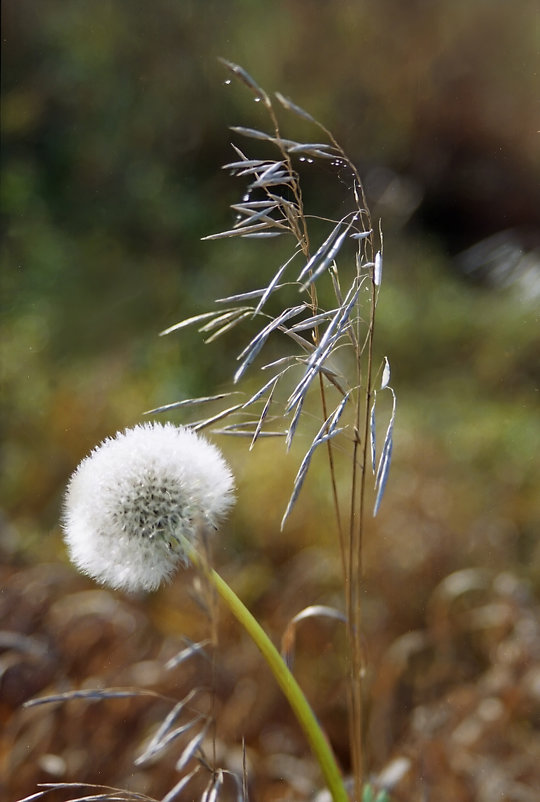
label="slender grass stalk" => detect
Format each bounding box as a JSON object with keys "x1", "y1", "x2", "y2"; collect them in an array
[
  {"x1": 185, "y1": 539, "x2": 349, "y2": 802},
  {"x1": 159, "y1": 61, "x2": 397, "y2": 799},
  {"x1": 38, "y1": 62, "x2": 399, "y2": 802}
]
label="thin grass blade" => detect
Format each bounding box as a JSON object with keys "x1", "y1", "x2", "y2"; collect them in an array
[
  {"x1": 327, "y1": 390, "x2": 352, "y2": 435},
  {"x1": 253, "y1": 250, "x2": 300, "y2": 315},
  {"x1": 216, "y1": 287, "x2": 285, "y2": 303},
  {"x1": 229, "y1": 126, "x2": 298, "y2": 150},
  {"x1": 14, "y1": 792, "x2": 49, "y2": 802},
  {"x1": 135, "y1": 689, "x2": 199, "y2": 763},
  {"x1": 288, "y1": 309, "x2": 338, "y2": 332},
  {"x1": 292, "y1": 604, "x2": 346, "y2": 625},
  {"x1": 235, "y1": 163, "x2": 278, "y2": 178},
  {"x1": 319, "y1": 364, "x2": 348, "y2": 396},
  {"x1": 204, "y1": 310, "x2": 254, "y2": 343},
  {"x1": 190, "y1": 403, "x2": 244, "y2": 432},
  {"x1": 219, "y1": 59, "x2": 269, "y2": 105},
  {"x1": 311, "y1": 279, "x2": 361, "y2": 361},
  {"x1": 202, "y1": 770, "x2": 223, "y2": 802},
  {"x1": 143, "y1": 393, "x2": 239, "y2": 416},
  {"x1": 261, "y1": 354, "x2": 301, "y2": 371},
  {"x1": 296, "y1": 147, "x2": 337, "y2": 160},
  {"x1": 274, "y1": 91, "x2": 318, "y2": 124},
  {"x1": 51, "y1": 794, "x2": 125, "y2": 802},
  {"x1": 285, "y1": 397, "x2": 304, "y2": 450},
  {"x1": 160, "y1": 770, "x2": 198, "y2": 802},
  {"x1": 281, "y1": 428, "x2": 342, "y2": 529},
  {"x1": 282, "y1": 405, "x2": 346, "y2": 527},
  {"x1": 300, "y1": 223, "x2": 355, "y2": 290},
  {"x1": 175, "y1": 722, "x2": 209, "y2": 771},
  {"x1": 214, "y1": 426, "x2": 286, "y2": 438},
  {"x1": 233, "y1": 207, "x2": 278, "y2": 228},
  {"x1": 286, "y1": 281, "x2": 360, "y2": 411},
  {"x1": 279, "y1": 326, "x2": 316, "y2": 354},
  {"x1": 239, "y1": 231, "x2": 284, "y2": 239},
  {"x1": 373, "y1": 388, "x2": 396, "y2": 515},
  {"x1": 165, "y1": 640, "x2": 210, "y2": 670},
  {"x1": 24, "y1": 688, "x2": 161, "y2": 708},
  {"x1": 249, "y1": 377, "x2": 279, "y2": 450},
  {"x1": 231, "y1": 200, "x2": 281, "y2": 211},
  {"x1": 202, "y1": 221, "x2": 277, "y2": 240},
  {"x1": 223, "y1": 158, "x2": 269, "y2": 171},
  {"x1": 266, "y1": 192, "x2": 299, "y2": 214},
  {"x1": 234, "y1": 304, "x2": 305, "y2": 383},
  {"x1": 221, "y1": 771, "x2": 245, "y2": 802},
  {"x1": 297, "y1": 219, "x2": 346, "y2": 282},
  {"x1": 199, "y1": 308, "x2": 252, "y2": 333},
  {"x1": 18, "y1": 786, "x2": 152, "y2": 802},
  {"x1": 370, "y1": 396, "x2": 377, "y2": 472},
  {"x1": 250, "y1": 175, "x2": 294, "y2": 189},
  {"x1": 281, "y1": 605, "x2": 347, "y2": 668},
  {"x1": 160, "y1": 310, "x2": 233, "y2": 337},
  {"x1": 287, "y1": 142, "x2": 332, "y2": 153},
  {"x1": 242, "y1": 370, "x2": 288, "y2": 408},
  {"x1": 137, "y1": 716, "x2": 203, "y2": 765},
  {"x1": 351, "y1": 230, "x2": 372, "y2": 240},
  {"x1": 249, "y1": 160, "x2": 286, "y2": 184}
]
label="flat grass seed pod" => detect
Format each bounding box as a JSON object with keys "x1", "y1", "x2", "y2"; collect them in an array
[{"x1": 62, "y1": 422, "x2": 235, "y2": 592}]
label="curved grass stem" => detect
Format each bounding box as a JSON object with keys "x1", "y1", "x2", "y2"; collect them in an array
[{"x1": 185, "y1": 541, "x2": 348, "y2": 802}]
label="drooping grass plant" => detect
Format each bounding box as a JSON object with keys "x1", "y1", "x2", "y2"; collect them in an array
[
  {"x1": 151, "y1": 60, "x2": 396, "y2": 800},
  {"x1": 20, "y1": 62, "x2": 395, "y2": 802}
]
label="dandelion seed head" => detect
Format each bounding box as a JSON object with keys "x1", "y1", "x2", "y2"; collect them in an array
[{"x1": 62, "y1": 423, "x2": 235, "y2": 592}]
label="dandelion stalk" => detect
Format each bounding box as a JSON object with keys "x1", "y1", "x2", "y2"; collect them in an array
[
  {"x1": 61, "y1": 422, "x2": 347, "y2": 799},
  {"x1": 184, "y1": 539, "x2": 349, "y2": 802}
]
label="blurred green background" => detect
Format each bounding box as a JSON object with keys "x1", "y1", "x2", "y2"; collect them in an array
[
  {"x1": 2, "y1": 1, "x2": 539, "y2": 799},
  {"x1": 2, "y1": 0, "x2": 538, "y2": 575}
]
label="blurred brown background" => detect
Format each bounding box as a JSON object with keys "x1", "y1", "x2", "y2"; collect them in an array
[{"x1": 1, "y1": 1, "x2": 539, "y2": 800}]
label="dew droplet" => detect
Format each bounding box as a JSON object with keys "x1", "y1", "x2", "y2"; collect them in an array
[
  {"x1": 224, "y1": 79, "x2": 231, "y2": 85},
  {"x1": 242, "y1": 194, "x2": 250, "y2": 202},
  {"x1": 254, "y1": 97, "x2": 261, "y2": 103},
  {"x1": 307, "y1": 158, "x2": 314, "y2": 164},
  {"x1": 299, "y1": 156, "x2": 306, "y2": 162}
]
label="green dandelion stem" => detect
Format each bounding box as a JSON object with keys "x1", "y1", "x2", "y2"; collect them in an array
[{"x1": 186, "y1": 543, "x2": 348, "y2": 802}]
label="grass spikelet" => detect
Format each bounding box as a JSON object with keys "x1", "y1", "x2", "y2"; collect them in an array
[{"x1": 158, "y1": 63, "x2": 397, "y2": 797}]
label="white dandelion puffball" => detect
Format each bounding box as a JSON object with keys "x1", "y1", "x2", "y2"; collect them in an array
[{"x1": 62, "y1": 422, "x2": 235, "y2": 592}]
